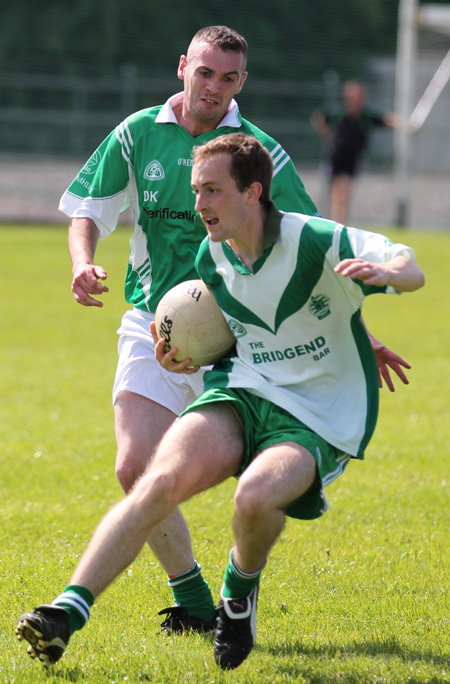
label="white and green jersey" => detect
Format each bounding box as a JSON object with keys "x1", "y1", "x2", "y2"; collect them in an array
[
  {"x1": 196, "y1": 206, "x2": 416, "y2": 458},
  {"x1": 59, "y1": 92, "x2": 317, "y2": 313}
]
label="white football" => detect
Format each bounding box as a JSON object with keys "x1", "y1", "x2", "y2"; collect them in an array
[{"x1": 155, "y1": 279, "x2": 236, "y2": 366}]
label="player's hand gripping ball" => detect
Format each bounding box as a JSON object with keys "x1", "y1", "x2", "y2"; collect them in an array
[{"x1": 155, "y1": 280, "x2": 236, "y2": 366}]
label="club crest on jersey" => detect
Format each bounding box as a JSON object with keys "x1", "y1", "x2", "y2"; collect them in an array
[
  {"x1": 228, "y1": 319, "x2": 247, "y2": 338},
  {"x1": 308, "y1": 294, "x2": 331, "y2": 320},
  {"x1": 81, "y1": 150, "x2": 102, "y2": 175},
  {"x1": 144, "y1": 160, "x2": 165, "y2": 181}
]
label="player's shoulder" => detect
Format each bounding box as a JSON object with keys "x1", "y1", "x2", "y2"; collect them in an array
[
  {"x1": 280, "y1": 211, "x2": 331, "y2": 233},
  {"x1": 111, "y1": 105, "x2": 164, "y2": 156},
  {"x1": 238, "y1": 117, "x2": 283, "y2": 154},
  {"x1": 284, "y1": 212, "x2": 339, "y2": 246},
  {"x1": 119, "y1": 105, "x2": 162, "y2": 134},
  {"x1": 238, "y1": 117, "x2": 296, "y2": 179}
]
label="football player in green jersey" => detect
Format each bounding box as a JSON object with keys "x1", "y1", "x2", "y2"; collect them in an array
[
  {"x1": 16, "y1": 132, "x2": 423, "y2": 670},
  {"x1": 60, "y1": 26, "x2": 408, "y2": 636}
]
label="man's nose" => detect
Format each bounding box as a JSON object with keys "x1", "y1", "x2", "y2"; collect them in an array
[
  {"x1": 194, "y1": 193, "x2": 205, "y2": 212},
  {"x1": 206, "y1": 77, "x2": 220, "y2": 94}
]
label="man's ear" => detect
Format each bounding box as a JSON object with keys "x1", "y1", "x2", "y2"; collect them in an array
[
  {"x1": 177, "y1": 55, "x2": 187, "y2": 81},
  {"x1": 235, "y1": 71, "x2": 248, "y2": 95},
  {"x1": 246, "y1": 181, "x2": 263, "y2": 205}
]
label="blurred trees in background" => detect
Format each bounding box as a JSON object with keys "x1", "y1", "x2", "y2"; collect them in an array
[
  {"x1": 1, "y1": 0, "x2": 448, "y2": 163},
  {"x1": 1, "y1": 0, "x2": 398, "y2": 80}
]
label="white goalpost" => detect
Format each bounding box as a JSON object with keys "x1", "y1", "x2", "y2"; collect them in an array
[
  {"x1": 408, "y1": 48, "x2": 450, "y2": 132},
  {"x1": 394, "y1": 1, "x2": 450, "y2": 226}
]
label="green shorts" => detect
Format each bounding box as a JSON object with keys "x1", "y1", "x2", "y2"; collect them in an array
[{"x1": 181, "y1": 387, "x2": 351, "y2": 520}]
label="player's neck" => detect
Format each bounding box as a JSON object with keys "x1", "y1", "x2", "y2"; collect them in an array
[
  {"x1": 173, "y1": 102, "x2": 220, "y2": 137},
  {"x1": 227, "y1": 206, "x2": 267, "y2": 272}
]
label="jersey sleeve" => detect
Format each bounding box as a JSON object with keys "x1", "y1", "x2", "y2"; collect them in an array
[
  {"x1": 58, "y1": 120, "x2": 133, "y2": 237},
  {"x1": 334, "y1": 225, "x2": 417, "y2": 295}
]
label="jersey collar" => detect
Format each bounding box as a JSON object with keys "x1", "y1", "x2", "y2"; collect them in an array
[
  {"x1": 221, "y1": 203, "x2": 282, "y2": 275},
  {"x1": 262, "y1": 201, "x2": 282, "y2": 250},
  {"x1": 155, "y1": 92, "x2": 241, "y2": 128}
]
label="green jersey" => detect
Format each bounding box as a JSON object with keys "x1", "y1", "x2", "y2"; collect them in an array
[
  {"x1": 59, "y1": 93, "x2": 318, "y2": 313},
  {"x1": 195, "y1": 206, "x2": 416, "y2": 458}
]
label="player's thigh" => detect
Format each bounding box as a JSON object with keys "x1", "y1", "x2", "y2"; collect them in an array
[
  {"x1": 114, "y1": 390, "x2": 176, "y2": 470},
  {"x1": 236, "y1": 441, "x2": 317, "y2": 512},
  {"x1": 152, "y1": 402, "x2": 245, "y2": 501}
]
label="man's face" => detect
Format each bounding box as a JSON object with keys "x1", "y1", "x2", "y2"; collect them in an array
[
  {"x1": 178, "y1": 41, "x2": 247, "y2": 127},
  {"x1": 344, "y1": 83, "x2": 366, "y2": 113},
  {"x1": 191, "y1": 153, "x2": 250, "y2": 243}
]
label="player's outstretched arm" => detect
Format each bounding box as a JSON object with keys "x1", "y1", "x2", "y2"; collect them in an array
[
  {"x1": 335, "y1": 256, "x2": 425, "y2": 292},
  {"x1": 69, "y1": 217, "x2": 109, "y2": 307}
]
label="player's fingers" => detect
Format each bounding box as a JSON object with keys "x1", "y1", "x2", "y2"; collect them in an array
[
  {"x1": 150, "y1": 321, "x2": 159, "y2": 345},
  {"x1": 379, "y1": 365, "x2": 395, "y2": 392},
  {"x1": 80, "y1": 273, "x2": 108, "y2": 294},
  {"x1": 388, "y1": 354, "x2": 411, "y2": 369},
  {"x1": 93, "y1": 267, "x2": 108, "y2": 280},
  {"x1": 154, "y1": 337, "x2": 171, "y2": 361},
  {"x1": 334, "y1": 257, "x2": 365, "y2": 272},
  {"x1": 73, "y1": 268, "x2": 108, "y2": 293},
  {"x1": 90, "y1": 280, "x2": 109, "y2": 294},
  {"x1": 72, "y1": 290, "x2": 104, "y2": 307},
  {"x1": 154, "y1": 341, "x2": 193, "y2": 372},
  {"x1": 389, "y1": 362, "x2": 410, "y2": 385},
  {"x1": 337, "y1": 264, "x2": 376, "y2": 281},
  {"x1": 164, "y1": 346, "x2": 199, "y2": 373}
]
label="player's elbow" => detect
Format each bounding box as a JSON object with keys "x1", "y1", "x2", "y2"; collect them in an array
[
  {"x1": 400, "y1": 265, "x2": 425, "y2": 292},
  {"x1": 417, "y1": 269, "x2": 426, "y2": 289}
]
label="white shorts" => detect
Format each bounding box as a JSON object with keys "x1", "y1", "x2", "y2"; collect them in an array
[{"x1": 112, "y1": 308, "x2": 207, "y2": 415}]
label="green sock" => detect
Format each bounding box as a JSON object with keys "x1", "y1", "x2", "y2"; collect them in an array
[
  {"x1": 222, "y1": 549, "x2": 264, "y2": 599},
  {"x1": 52, "y1": 584, "x2": 95, "y2": 635},
  {"x1": 168, "y1": 562, "x2": 215, "y2": 622}
]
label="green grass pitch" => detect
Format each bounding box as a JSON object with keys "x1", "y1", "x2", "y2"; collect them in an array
[{"x1": 0, "y1": 224, "x2": 449, "y2": 683}]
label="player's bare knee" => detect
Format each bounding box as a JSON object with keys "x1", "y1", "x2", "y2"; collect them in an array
[
  {"x1": 115, "y1": 452, "x2": 147, "y2": 493},
  {"x1": 132, "y1": 468, "x2": 182, "y2": 519},
  {"x1": 234, "y1": 479, "x2": 270, "y2": 520}
]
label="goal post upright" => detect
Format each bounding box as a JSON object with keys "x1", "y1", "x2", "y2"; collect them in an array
[
  {"x1": 394, "y1": 0, "x2": 418, "y2": 227},
  {"x1": 394, "y1": 1, "x2": 450, "y2": 227}
]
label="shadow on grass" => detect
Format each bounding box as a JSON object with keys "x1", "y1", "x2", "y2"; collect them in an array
[
  {"x1": 38, "y1": 636, "x2": 447, "y2": 682},
  {"x1": 265, "y1": 634, "x2": 448, "y2": 667}
]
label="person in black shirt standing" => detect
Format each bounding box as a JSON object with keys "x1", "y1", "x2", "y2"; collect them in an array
[{"x1": 311, "y1": 80, "x2": 398, "y2": 224}]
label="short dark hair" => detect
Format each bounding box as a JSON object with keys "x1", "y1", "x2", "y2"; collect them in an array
[
  {"x1": 190, "y1": 26, "x2": 248, "y2": 65},
  {"x1": 192, "y1": 133, "x2": 273, "y2": 205}
]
